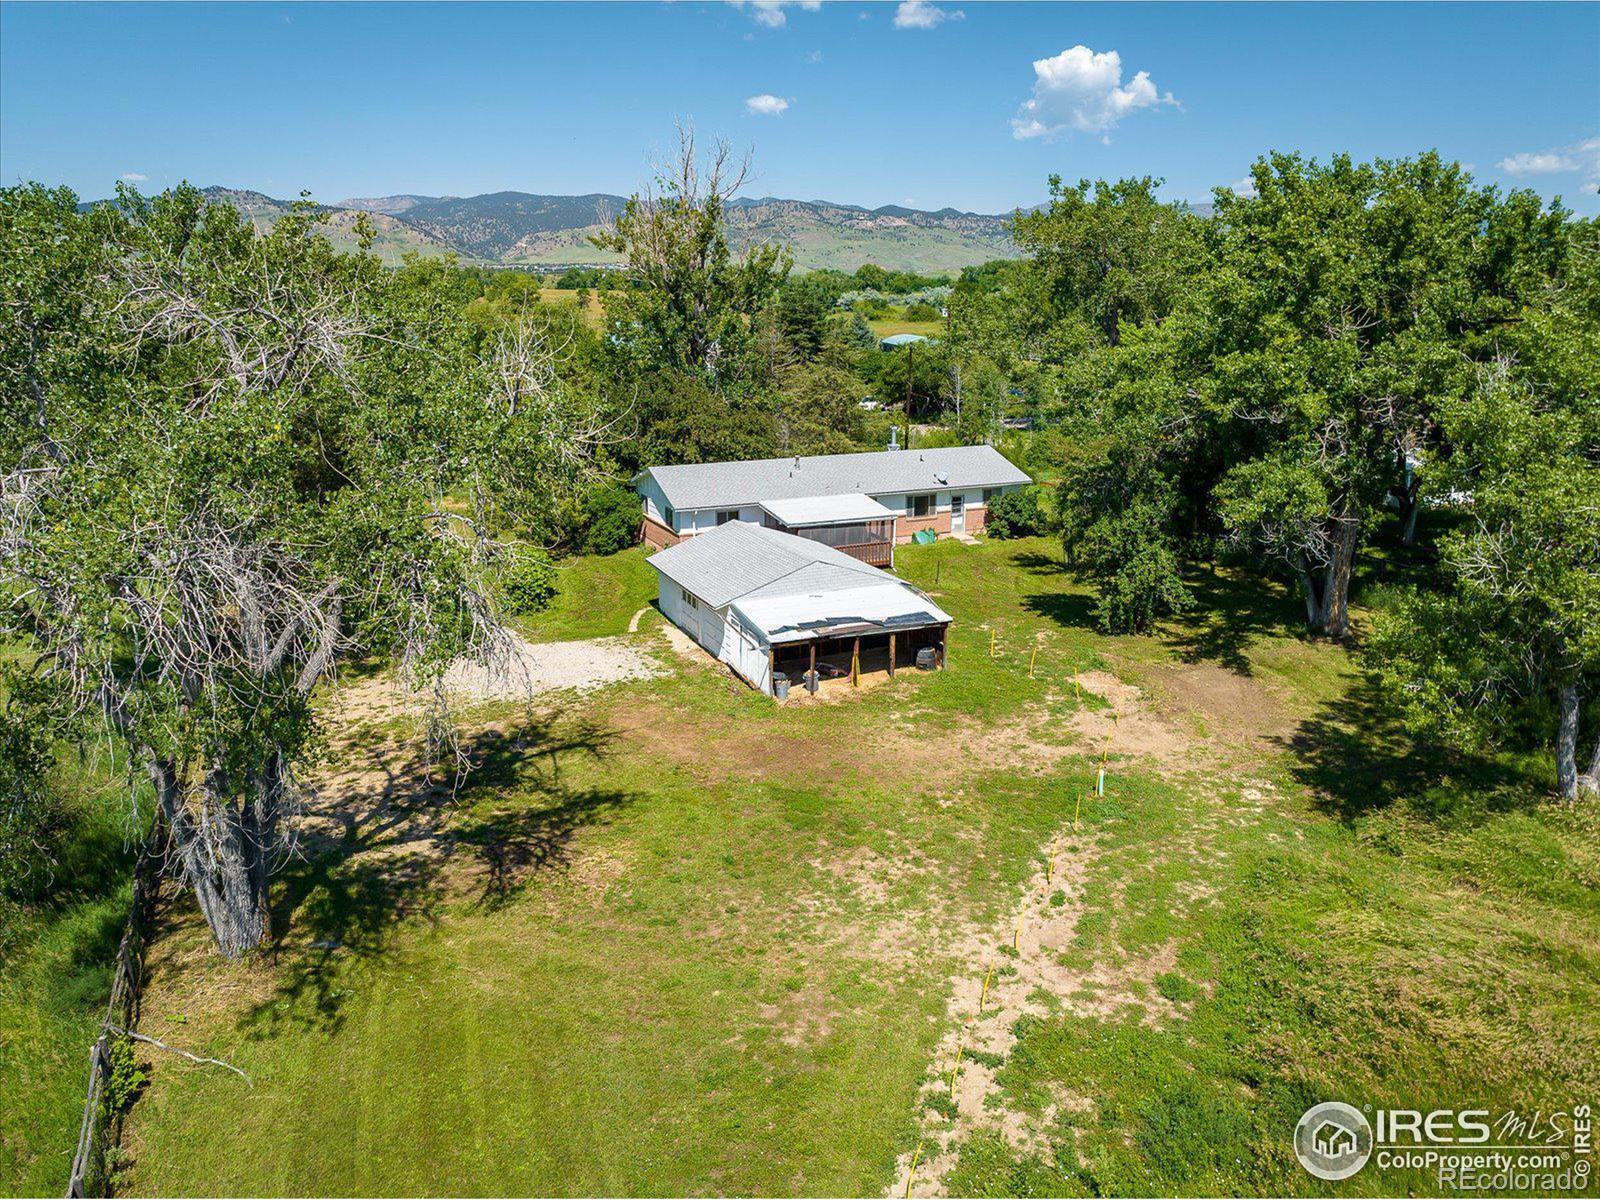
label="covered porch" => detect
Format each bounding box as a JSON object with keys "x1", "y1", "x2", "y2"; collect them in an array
[
  {"x1": 759, "y1": 494, "x2": 898, "y2": 569},
  {"x1": 769, "y1": 622, "x2": 948, "y2": 696}
]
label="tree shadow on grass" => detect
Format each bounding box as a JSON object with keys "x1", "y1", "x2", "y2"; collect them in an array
[
  {"x1": 1010, "y1": 548, "x2": 1307, "y2": 676},
  {"x1": 1156, "y1": 568, "x2": 1307, "y2": 676},
  {"x1": 244, "y1": 713, "x2": 627, "y2": 1035},
  {"x1": 1277, "y1": 670, "x2": 1534, "y2": 826}
]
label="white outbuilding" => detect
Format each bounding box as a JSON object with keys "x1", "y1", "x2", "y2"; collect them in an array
[{"x1": 648, "y1": 521, "x2": 951, "y2": 697}]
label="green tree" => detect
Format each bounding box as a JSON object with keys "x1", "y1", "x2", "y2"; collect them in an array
[
  {"x1": 592, "y1": 126, "x2": 788, "y2": 381},
  {"x1": 1055, "y1": 323, "x2": 1200, "y2": 632},
  {"x1": 1208, "y1": 152, "x2": 1569, "y2": 637},
  {"x1": 1011, "y1": 176, "x2": 1204, "y2": 349},
  {"x1": 874, "y1": 340, "x2": 950, "y2": 420},
  {"x1": 777, "y1": 274, "x2": 832, "y2": 361},
  {"x1": 0, "y1": 183, "x2": 598, "y2": 957},
  {"x1": 1368, "y1": 362, "x2": 1600, "y2": 799}
]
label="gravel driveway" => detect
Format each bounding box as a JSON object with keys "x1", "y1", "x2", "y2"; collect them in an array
[{"x1": 441, "y1": 632, "x2": 661, "y2": 701}]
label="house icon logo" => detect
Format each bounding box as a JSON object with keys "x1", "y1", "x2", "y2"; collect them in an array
[{"x1": 1294, "y1": 1102, "x2": 1373, "y2": 1181}]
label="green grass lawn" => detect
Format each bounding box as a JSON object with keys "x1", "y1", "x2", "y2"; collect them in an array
[
  {"x1": 510, "y1": 545, "x2": 660, "y2": 642},
  {"x1": 868, "y1": 310, "x2": 946, "y2": 340},
  {"x1": 100, "y1": 536, "x2": 1600, "y2": 1197},
  {"x1": 0, "y1": 764, "x2": 140, "y2": 1196}
]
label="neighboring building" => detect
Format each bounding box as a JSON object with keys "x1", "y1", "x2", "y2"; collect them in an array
[
  {"x1": 633, "y1": 444, "x2": 1032, "y2": 562},
  {"x1": 648, "y1": 521, "x2": 951, "y2": 697},
  {"x1": 880, "y1": 332, "x2": 930, "y2": 350}
]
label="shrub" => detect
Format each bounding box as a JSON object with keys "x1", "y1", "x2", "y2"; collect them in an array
[
  {"x1": 498, "y1": 550, "x2": 558, "y2": 615},
  {"x1": 579, "y1": 484, "x2": 640, "y2": 556},
  {"x1": 106, "y1": 1034, "x2": 147, "y2": 1113},
  {"x1": 986, "y1": 486, "x2": 1046, "y2": 539},
  {"x1": 903, "y1": 301, "x2": 942, "y2": 322}
]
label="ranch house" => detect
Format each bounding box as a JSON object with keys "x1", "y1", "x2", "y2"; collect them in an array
[
  {"x1": 648, "y1": 520, "x2": 952, "y2": 697},
  {"x1": 633, "y1": 444, "x2": 1032, "y2": 566}
]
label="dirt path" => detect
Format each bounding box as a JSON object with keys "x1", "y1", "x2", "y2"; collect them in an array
[{"x1": 887, "y1": 667, "x2": 1263, "y2": 1197}]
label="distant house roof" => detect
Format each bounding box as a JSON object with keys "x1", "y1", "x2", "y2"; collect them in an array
[
  {"x1": 759, "y1": 494, "x2": 896, "y2": 527},
  {"x1": 634, "y1": 445, "x2": 1031, "y2": 512},
  {"x1": 647, "y1": 521, "x2": 884, "y2": 609},
  {"x1": 648, "y1": 522, "x2": 950, "y2": 641},
  {"x1": 880, "y1": 333, "x2": 929, "y2": 348}
]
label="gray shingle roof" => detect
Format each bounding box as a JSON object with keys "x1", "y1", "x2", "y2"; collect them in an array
[
  {"x1": 646, "y1": 521, "x2": 886, "y2": 609},
  {"x1": 635, "y1": 445, "x2": 1032, "y2": 512}
]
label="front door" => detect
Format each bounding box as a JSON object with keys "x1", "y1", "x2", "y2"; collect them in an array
[{"x1": 950, "y1": 494, "x2": 965, "y2": 533}]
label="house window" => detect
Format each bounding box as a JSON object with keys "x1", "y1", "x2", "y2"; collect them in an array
[
  {"x1": 907, "y1": 494, "x2": 934, "y2": 518},
  {"x1": 679, "y1": 585, "x2": 699, "y2": 611},
  {"x1": 662, "y1": 504, "x2": 675, "y2": 530},
  {"x1": 983, "y1": 488, "x2": 996, "y2": 504},
  {"x1": 716, "y1": 509, "x2": 739, "y2": 526}
]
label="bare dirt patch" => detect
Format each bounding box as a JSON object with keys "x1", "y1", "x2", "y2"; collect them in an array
[
  {"x1": 890, "y1": 828, "x2": 1193, "y2": 1198},
  {"x1": 1140, "y1": 661, "x2": 1299, "y2": 752},
  {"x1": 442, "y1": 633, "x2": 659, "y2": 701},
  {"x1": 1065, "y1": 670, "x2": 1199, "y2": 774}
]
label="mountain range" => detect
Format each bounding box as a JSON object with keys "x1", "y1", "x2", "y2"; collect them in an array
[{"x1": 194, "y1": 186, "x2": 1025, "y2": 273}]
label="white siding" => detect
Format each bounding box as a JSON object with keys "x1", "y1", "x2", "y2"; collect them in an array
[
  {"x1": 679, "y1": 505, "x2": 765, "y2": 535},
  {"x1": 656, "y1": 575, "x2": 776, "y2": 694},
  {"x1": 872, "y1": 489, "x2": 967, "y2": 515},
  {"x1": 638, "y1": 476, "x2": 669, "y2": 525}
]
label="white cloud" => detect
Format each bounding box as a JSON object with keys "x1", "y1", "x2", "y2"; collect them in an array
[
  {"x1": 805, "y1": 49, "x2": 823, "y2": 62},
  {"x1": 745, "y1": 93, "x2": 791, "y2": 116},
  {"x1": 728, "y1": 0, "x2": 820, "y2": 28},
  {"x1": 1499, "y1": 151, "x2": 1578, "y2": 174},
  {"x1": 119, "y1": 172, "x2": 148, "y2": 183},
  {"x1": 1010, "y1": 45, "x2": 1176, "y2": 141},
  {"x1": 1496, "y1": 136, "x2": 1600, "y2": 200},
  {"x1": 1496, "y1": 136, "x2": 1599, "y2": 180},
  {"x1": 1230, "y1": 175, "x2": 1257, "y2": 198},
  {"x1": 894, "y1": 0, "x2": 963, "y2": 29}
]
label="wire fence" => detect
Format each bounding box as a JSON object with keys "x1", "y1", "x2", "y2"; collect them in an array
[{"x1": 66, "y1": 834, "x2": 163, "y2": 1199}]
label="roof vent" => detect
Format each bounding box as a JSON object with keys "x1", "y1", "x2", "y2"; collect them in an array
[{"x1": 794, "y1": 456, "x2": 801, "y2": 469}]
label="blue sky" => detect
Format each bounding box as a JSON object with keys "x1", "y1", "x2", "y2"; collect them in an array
[{"x1": 2, "y1": 2, "x2": 1596, "y2": 214}]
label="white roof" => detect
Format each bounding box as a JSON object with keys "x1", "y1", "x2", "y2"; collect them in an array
[
  {"x1": 733, "y1": 583, "x2": 951, "y2": 645},
  {"x1": 759, "y1": 493, "x2": 896, "y2": 527},
  {"x1": 648, "y1": 522, "x2": 950, "y2": 643},
  {"x1": 648, "y1": 521, "x2": 883, "y2": 609},
  {"x1": 635, "y1": 445, "x2": 1031, "y2": 511}
]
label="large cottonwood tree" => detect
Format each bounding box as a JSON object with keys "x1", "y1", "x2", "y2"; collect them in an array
[
  {"x1": 1207, "y1": 152, "x2": 1567, "y2": 637},
  {"x1": 0, "y1": 184, "x2": 597, "y2": 957}
]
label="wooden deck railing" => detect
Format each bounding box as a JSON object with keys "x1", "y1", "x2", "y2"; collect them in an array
[{"x1": 835, "y1": 540, "x2": 893, "y2": 568}]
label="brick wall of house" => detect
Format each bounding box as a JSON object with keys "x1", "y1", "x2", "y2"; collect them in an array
[
  {"x1": 896, "y1": 511, "x2": 952, "y2": 542},
  {"x1": 641, "y1": 514, "x2": 682, "y2": 551}
]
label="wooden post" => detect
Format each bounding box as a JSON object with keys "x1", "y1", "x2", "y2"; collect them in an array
[
  {"x1": 768, "y1": 648, "x2": 775, "y2": 696},
  {"x1": 852, "y1": 637, "x2": 860, "y2": 687},
  {"x1": 940, "y1": 624, "x2": 948, "y2": 670},
  {"x1": 905, "y1": 343, "x2": 914, "y2": 451},
  {"x1": 889, "y1": 633, "x2": 896, "y2": 677},
  {"x1": 808, "y1": 641, "x2": 817, "y2": 693}
]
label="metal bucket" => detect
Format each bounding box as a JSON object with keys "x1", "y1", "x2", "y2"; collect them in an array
[{"x1": 773, "y1": 672, "x2": 790, "y2": 699}]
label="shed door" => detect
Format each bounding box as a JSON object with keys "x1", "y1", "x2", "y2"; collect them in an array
[
  {"x1": 699, "y1": 606, "x2": 725, "y2": 654},
  {"x1": 950, "y1": 494, "x2": 965, "y2": 532}
]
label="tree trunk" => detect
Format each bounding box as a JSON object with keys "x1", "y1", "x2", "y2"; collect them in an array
[
  {"x1": 1556, "y1": 682, "x2": 1580, "y2": 801},
  {"x1": 1319, "y1": 517, "x2": 1359, "y2": 639},
  {"x1": 1581, "y1": 721, "x2": 1600, "y2": 799},
  {"x1": 144, "y1": 750, "x2": 271, "y2": 959},
  {"x1": 1399, "y1": 491, "x2": 1420, "y2": 547},
  {"x1": 1298, "y1": 559, "x2": 1324, "y2": 628}
]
